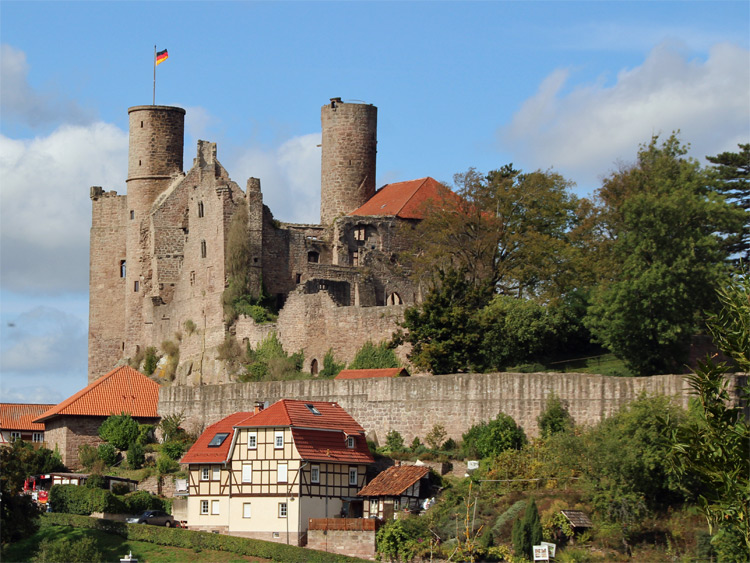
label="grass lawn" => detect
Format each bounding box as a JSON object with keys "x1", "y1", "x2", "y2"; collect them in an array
[{"x1": 3, "y1": 525, "x2": 269, "y2": 563}]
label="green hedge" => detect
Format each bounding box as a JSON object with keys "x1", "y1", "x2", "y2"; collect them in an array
[
  {"x1": 40, "y1": 513, "x2": 368, "y2": 562},
  {"x1": 49, "y1": 485, "x2": 125, "y2": 515}
]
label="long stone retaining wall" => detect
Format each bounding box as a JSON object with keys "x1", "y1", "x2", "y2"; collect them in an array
[{"x1": 158, "y1": 372, "x2": 746, "y2": 443}]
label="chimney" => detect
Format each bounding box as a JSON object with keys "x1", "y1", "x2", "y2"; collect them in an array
[{"x1": 254, "y1": 401, "x2": 264, "y2": 415}]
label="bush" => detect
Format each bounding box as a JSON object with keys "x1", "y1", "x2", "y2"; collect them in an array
[
  {"x1": 157, "y1": 454, "x2": 180, "y2": 475},
  {"x1": 318, "y1": 348, "x2": 345, "y2": 378},
  {"x1": 78, "y1": 444, "x2": 99, "y2": 470},
  {"x1": 348, "y1": 341, "x2": 400, "y2": 369},
  {"x1": 126, "y1": 442, "x2": 145, "y2": 470},
  {"x1": 183, "y1": 319, "x2": 196, "y2": 335},
  {"x1": 143, "y1": 346, "x2": 159, "y2": 375},
  {"x1": 385, "y1": 430, "x2": 405, "y2": 452},
  {"x1": 513, "y1": 498, "x2": 542, "y2": 559},
  {"x1": 123, "y1": 490, "x2": 167, "y2": 514},
  {"x1": 537, "y1": 392, "x2": 573, "y2": 438},
  {"x1": 461, "y1": 412, "x2": 526, "y2": 459},
  {"x1": 161, "y1": 441, "x2": 185, "y2": 461},
  {"x1": 49, "y1": 484, "x2": 125, "y2": 515},
  {"x1": 99, "y1": 413, "x2": 141, "y2": 451},
  {"x1": 425, "y1": 424, "x2": 448, "y2": 450},
  {"x1": 97, "y1": 443, "x2": 118, "y2": 466},
  {"x1": 84, "y1": 473, "x2": 106, "y2": 489},
  {"x1": 32, "y1": 536, "x2": 102, "y2": 563}
]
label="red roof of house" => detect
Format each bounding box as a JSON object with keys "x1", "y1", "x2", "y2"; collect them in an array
[
  {"x1": 236, "y1": 400, "x2": 366, "y2": 434},
  {"x1": 33, "y1": 366, "x2": 160, "y2": 423},
  {"x1": 349, "y1": 177, "x2": 459, "y2": 219},
  {"x1": 357, "y1": 464, "x2": 429, "y2": 497},
  {"x1": 335, "y1": 368, "x2": 409, "y2": 380},
  {"x1": 181, "y1": 400, "x2": 374, "y2": 465},
  {"x1": 292, "y1": 429, "x2": 374, "y2": 464},
  {"x1": 180, "y1": 411, "x2": 254, "y2": 464},
  {"x1": 0, "y1": 404, "x2": 55, "y2": 432}
]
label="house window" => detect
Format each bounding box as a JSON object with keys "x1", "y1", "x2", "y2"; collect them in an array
[
  {"x1": 275, "y1": 431, "x2": 284, "y2": 449},
  {"x1": 134, "y1": 280, "x2": 139, "y2": 292},
  {"x1": 212, "y1": 466, "x2": 220, "y2": 481},
  {"x1": 10, "y1": 431, "x2": 21, "y2": 441},
  {"x1": 208, "y1": 433, "x2": 229, "y2": 447},
  {"x1": 243, "y1": 503, "x2": 252, "y2": 518},
  {"x1": 242, "y1": 463, "x2": 253, "y2": 483},
  {"x1": 201, "y1": 467, "x2": 209, "y2": 481},
  {"x1": 347, "y1": 436, "x2": 355, "y2": 449},
  {"x1": 120, "y1": 260, "x2": 126, "y2": 278},
  {"x1": 201, "y1": 240, "x2": 207, "y2": 258},
  {"x1": 349, "y1": 467, "x2": 358, "y2": 486},
  {"x1": 311, "y1": 465, "x2": 320, "y2": 484},
  {"x1": 277, "y1": 463, "x2": 288, "y2": 483},
  {"x1": 305, "y1": 403, "x2": 321, "y2": 415},
  {"x1": 247, "y1": 432, "x2": 257, "y2": 450},
  {"x1": 211, "y1": 500, "x2": 220, "y2": 515},
  {"x1": 307, "y1": 251, "x2": 319, "y2": 263},
  {"x1": 32, "y1": 432, "x2": 43, "y2": 442},
  {"x1": 278, "y1": 502, "x2": 287, "y2": 518},
  {"x1": 200, "y1": 500, "x2": 209, "y2": 514},
  {"x1": 370, "y1": 499, "x2": 378, "y2": 514},
  {"x1": 198, "y1": 201, "x2": 204, "y2": 218}
]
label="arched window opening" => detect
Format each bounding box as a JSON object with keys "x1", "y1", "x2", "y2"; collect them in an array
[{"x1": 387, "y1": 292, "x2": 402, "y2": 305}]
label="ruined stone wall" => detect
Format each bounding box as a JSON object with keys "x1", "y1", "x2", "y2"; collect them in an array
[
  {"x1": 158, "y1": 372, "x2": 746, "y2": 443},
  {"x1": 88, "y1": 189, "x2": 128, "y2": 381}
]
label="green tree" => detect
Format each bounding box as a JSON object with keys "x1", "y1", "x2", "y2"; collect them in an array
[
  {"x1": 399, "y1": 268, "x2": 490, "y2": 374},
  {"x1": 0, "y1": 440, "x2": 45, "y2": 546},
  {"x1": 461, "y1": 412, "x2": 526, "y2": 459},
  {"x1": 706, "y1": 143, "x2": 750, "y2": 260},
  {"x1": 584, "y1": 134, "x2": 745, "y2": 375},
  {"x1": 348, "y1": 341, "x2": 400, "y2": 370},
  {"x1": 318, "y1": 348, "x2": 345, "y2": 378},
  {"x1": 425, "y1": 424, "x2": 447, "y2": 450},
  {"x1": 97, "y1": 443, "x2": 117, "y2": 466},
  {"x1": 385, "y1": 430, "x2": 405, "y2": 453},
  {"x1": 98, "y1": 413, "x2": 140, "y2": 450},
  {"x1": 537, "y1": 393, "x2": 573, "y2": 438},
  {"x1": 401, "y1": 166, "x2": 580, "y2": 300},
  {"x1": 668, "y1": 271, "x2": 750, "y2": 558},
  {"x1": 513, "y1": 498, "x2": 543, "y2": 559}
]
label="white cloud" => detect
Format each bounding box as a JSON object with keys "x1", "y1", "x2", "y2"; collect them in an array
[
  {"x1": 0, "y1": 44, "x2": 93, "y2": 129},
  {"x1": 230, "y1": 133, "x2": 322, "y2": 224},
  {"x1": 0, "y1": 306, "x2": 87, "y2": 376},
  {"x1": 0, "y1": 123, "x2": 128, "y2": 293},
  {"x1": 499, "y1": 42, "x2": 750, "y2": 191}
]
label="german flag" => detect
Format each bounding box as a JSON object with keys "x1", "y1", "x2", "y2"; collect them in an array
[{"x1": 156, "y1": 49, "x2": 168, "y2": 65}]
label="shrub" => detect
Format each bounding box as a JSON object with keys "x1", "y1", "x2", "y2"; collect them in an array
[
  {"x1": 318, "y1": 348, "x2": 345, "y2": 378},
  {"x1": 123, "y1": 490, "x2": 167, "y2": 514},
  {"x1": 461, "y1": 412, "x2": 526, "y2": 459},
  {"x1": 126, "y1": 442, "x2": 145, "y2": 470},
  {"x1": 159, "y1": 413, "x2": 186, "y2": 443},
  {"x1": 49, "y1": 484, "x2": 125, "y2": 515},
  {"x1": 183, "y1": 319, "x2": 196, "y2": 335},
  {"x1": 217, "y1": 334, "x2": 245, "y2": 375},
  {"x1": 84, "y1": 473, "x2": 106, "y2": 489},
  {"x1": 537, "y1": 392, "x2": 573, "y2": 438},
  {"x1": 425, "y1": 423, "x2": 448, "y2": 450},
  {"x1": 385, "y1": 430, "x2": 405, "y2": 452},
  {"x1": 157, "y1": 453, "x2": 180, "y2": 474},
  {"x1": 348, "y1": 341, "x2": 400, "y2": 369},
  {"x1": 161, "y1": 339, "x2": 179, "y2": 357},
  {"x1": 32, "y1": 536, "x2": 103, "y2": 563},
  {"x1": 78, "y1": 444, "x2": 99, "y2": 470},
  {"x1": 161, "y1": 441, "x2": 185, "y2": 461},
  {"x1": 143, "y1": 346, "x2": 159, "y2": 375},
  {"x1": 98, "y1": 413, "x2": 140, "y2": 450},
  {"x1": 513, "y1": 498, "x2": 542, "y2": 559},
  {"x1": 97, "y1": 443, "x2": 118, "y2": 466}
]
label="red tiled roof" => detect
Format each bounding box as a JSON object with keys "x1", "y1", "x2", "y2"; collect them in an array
[
  {"x1": 292, "y1": 429, "x2": 374, "y2": 464},
  {"x1": 0, "y1": 404, "x2": 55, "y2": 431},
  {"x1": 33, "y1": 366, "x2": 159, "y2": 423},
  {"x1": 349, "y1": 177, "x2": 460, "y2": 220},
  {"x1": 180, "y1": 412, "x2": 253, "y2": 464},
  {"x1": 236, "y1": 400, "x2": 365, "y2": 434},
  {"x1": 335, "y1": 368, "x2": 409, "y2": 380},
  {"x1": 357, "y1": 464, "x2": 429, "y2": 497}
]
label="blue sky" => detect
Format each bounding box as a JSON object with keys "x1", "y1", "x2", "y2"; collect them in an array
[{"x1": 1, "y1": 1, "x2": 748, "y2": 404}]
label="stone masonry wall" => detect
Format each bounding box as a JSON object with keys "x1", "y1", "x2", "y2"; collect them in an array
[{"x1": 158, "y1": 372, "x2": 746, "y2": 443}]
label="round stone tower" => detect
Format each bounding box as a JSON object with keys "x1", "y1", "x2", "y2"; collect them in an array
[
  {"x1": 320, "y1": 98, "x2": 377, "y2": 225},
  {"x1": 124, "y1": 105, "x2": 185, "y2": 349}
]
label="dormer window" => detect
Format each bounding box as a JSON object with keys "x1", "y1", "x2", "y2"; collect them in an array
[
  {"x1": 347, "y1": 435, "x2": 355, "y2": 448},
  {"x1": 305, "y1": 404, "x2": 321, "y2": 416},
  {"x1": 208, "y1": 432, "x2": 229, "y2": 447}
]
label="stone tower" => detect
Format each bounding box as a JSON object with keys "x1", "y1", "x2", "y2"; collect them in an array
[
  {"x1": 124, "y1": 105, "x2": 185, "y2": 351},
  {"x1": 320, "y1": 98, "x2": 377, "y2": 225}
]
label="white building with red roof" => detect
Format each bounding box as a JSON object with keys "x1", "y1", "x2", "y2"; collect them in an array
[
  {"x1": 181, "y1": 399, "x2": 374, "y2": 544},
  {"x1": 0, "y1": 403, "x2": 54, "y2": 446}
]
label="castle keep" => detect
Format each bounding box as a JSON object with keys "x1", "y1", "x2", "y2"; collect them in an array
[{"x1": 89, "y1": 98, "x2": 438, "y2": 384}]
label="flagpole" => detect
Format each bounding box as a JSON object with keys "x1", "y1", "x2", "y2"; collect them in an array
[{"x1": 153, "y1": 45, "x2": 156, "y2": 105}]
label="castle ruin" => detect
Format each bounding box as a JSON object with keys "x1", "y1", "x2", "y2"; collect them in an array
[{"x1": 88, "y1": 98, "x2": 440, "y2": 384}]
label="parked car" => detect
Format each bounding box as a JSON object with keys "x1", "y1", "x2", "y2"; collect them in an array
[{"x1": 126, "y1": 509, "x2": 175, "y2": 527}]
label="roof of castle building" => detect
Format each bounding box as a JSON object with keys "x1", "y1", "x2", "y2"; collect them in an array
[
  {"x1": 0, "y1": 403, "x2": 55, "y2": 432},
  {"x1": 181, "y1": 400, "x2": 373, "y2": 465},
  {"x1": 357, "y1": 464, "x2": 429, "y2": 497},
  {"x1": 180, "y1": 411, "x2": 254, "y2": 464},
  {"x1": 349, "y1": 177, "x2": 459, "y2": 219},
  {"x1": 33, "y1": 366, "x2": 160, "y2": 423},
  {"x1": 335, "y1": 368, "x2": 409, "y2": 380}
]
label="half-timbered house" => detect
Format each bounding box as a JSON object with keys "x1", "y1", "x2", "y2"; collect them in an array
[
  {"x1": 181, "y1": 399, "x2": 374, "y2": 544},
  {"x1": 357, "y1": 464, "x2": 432, "y2": 520}
]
